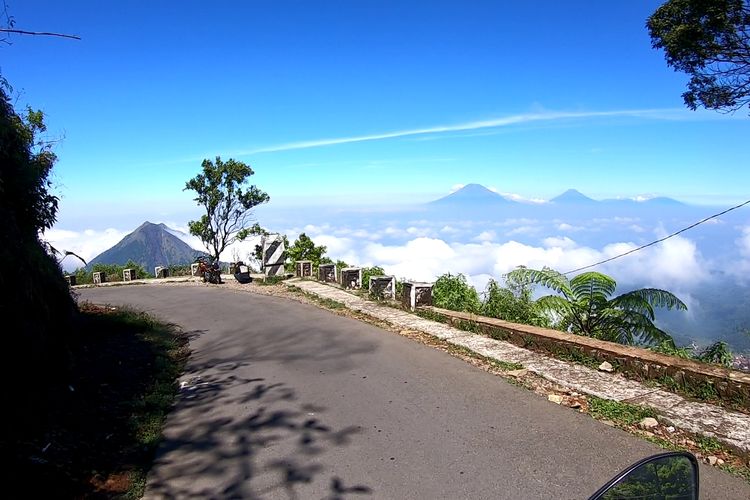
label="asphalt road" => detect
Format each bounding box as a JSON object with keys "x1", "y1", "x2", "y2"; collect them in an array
[{"x1": 78, "y1": 285, "x2": 750, "y2": 499}]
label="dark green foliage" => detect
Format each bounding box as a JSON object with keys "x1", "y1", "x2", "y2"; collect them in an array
[
  {"x1": 650, "y1": 340, "x2": 696, "y2": 359},
  {"x1": 482, "y1": 276, "x2": 550, "y2": 327},
  {"x1": 361, "y1": 266, "x2": 385, "y2": 289},
  {"x1": 648, "y1": 0, "x2": 750, "y2": 113},
  {"x1": 588, "y1": 397, "x2": 656, "y2": 426},
  {"x1": 600, "y1": 454, "x2": 695, "y2": 499},
  {"x1": 185, "y1": 157, "x2": 269, "y2": 260},
  {"x1": 74, "y1": 260, "x2": 152, "y2": 284},
  {"x1": 697, "y1": 340, "x2": 734, "y2": 367},
  {"x1": 335, "y1": 260, "x2": 349, "y2": 272},
  {"x1": 650, "y1": 339, "x2": 734, "y2": 368},
  {"x1": 507, "y1": 267, "x2": 686, "y2": 346},
  {"x1": 432, "y1": 273, "x2": 481, "y2": 313},
  {"x1": 285, "y1": 233, "x2": 328, "y2": 271},
  {"x1": 0, "y1": 85, "x2": 77, "y2": 449}
]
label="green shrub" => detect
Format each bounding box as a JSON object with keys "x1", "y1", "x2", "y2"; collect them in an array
[
  {"x1": 482, "y1": 278, "x2": 550, "y2": 327},
  {"x1": 433, "y1": 273, "x2": 481, "y2": 313},
  {"x1": 362, "y1": 266, "x2": 385, "y2": 289},
  {"x1": 698, "y1": 341, "x2": 733, "y2": 367}
]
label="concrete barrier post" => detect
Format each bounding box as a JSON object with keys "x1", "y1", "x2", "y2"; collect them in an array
[
  {"x1": 402, "y1": 282, "x2": 433, "y2": 310},
  {"x1": 123, "y1": 268, "x2": 136, "y2": 281},
  {"x1": 369, "y1": 275, "x2": 396, "y2": 299},
  {"x1": 262, "y1": 234, "x2": 286, "y2": 277},
  {"x1": 318, "y1": 263, "x2": 337, "y2": 283},
  {"x1": 65, "y1": 275, "x2": 76, "y2": 286},
  {"x1": 93, "y1": 271, "x2": 106, "y2": 284},
  {"x1": 340, "y1": 267, "x2": 362, "y2": 289},
  {"x1": 191, "y1": 263, "x2": 200, "y2": 276},
  {"x1": 155, "y1": 266, "x2": 169, "y2": 278},
  {"x1": 296, "y1": 260, "x2": 313, "y2": 278}
]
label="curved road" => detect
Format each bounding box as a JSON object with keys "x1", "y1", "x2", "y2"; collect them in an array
[{"x1": 79, "y1": 285, "x2": 750, "y2": 499}]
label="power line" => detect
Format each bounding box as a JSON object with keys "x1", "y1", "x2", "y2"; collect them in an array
[{"x1": 562, "y1": 198, "x2": 750, "y2": 275}]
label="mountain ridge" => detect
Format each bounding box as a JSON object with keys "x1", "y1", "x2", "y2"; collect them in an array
[{"x1": 87, "y1": 221, "x2": 206, "y2": 273}]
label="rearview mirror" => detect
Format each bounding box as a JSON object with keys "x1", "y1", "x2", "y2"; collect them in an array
[{"x1": 589, "y1": 452, "x2": 699, "y2": 500}]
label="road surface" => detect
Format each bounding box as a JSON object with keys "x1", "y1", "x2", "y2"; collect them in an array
[{"x1": 78, "y1": 285, "x2": 750, "y2": 499}]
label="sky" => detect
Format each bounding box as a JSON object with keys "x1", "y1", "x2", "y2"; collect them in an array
[{"x1": 3, "y1": 2, "x2": 750, "y2": 291}]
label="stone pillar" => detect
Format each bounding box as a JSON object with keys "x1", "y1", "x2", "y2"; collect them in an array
[
  {"x1": 155, "y1": 266, "x2": 169, "y2": 278},
  {"x1": 262, "y1": 234, "x2": 286, "y2": 277},
  {"x1": 123, "y1": 268, "x2": 136, "y2": 281},
  {"x1": 65, "y1": 275, "x2": 76, "y2": 286},
  {"x1": 296, "y1": 260, "x2": 313, "y2": 278},
  {"x1": 93, "y1": 271, "x2": 106, "y2": 284},
  {"x1": 340, "y1": 267, "x2": 362, "y2": 289},
  {"x1": 369, "y1": 275, "x2": 396, "y2": 299},
  {"x1": 402, "y1": 282, "x2": 433, "y2": 310},
  {"x1": 318, "y1": 263, "x2": 337, "y2": 283}
]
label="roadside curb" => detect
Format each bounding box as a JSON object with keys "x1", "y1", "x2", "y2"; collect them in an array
[{"x1": 285, "y1": 278, "x2": 750, "y2": 456}]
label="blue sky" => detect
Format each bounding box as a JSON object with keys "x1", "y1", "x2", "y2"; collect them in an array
[{"x1": 3, "y1": 0, "x2": 749, "y2": 231}]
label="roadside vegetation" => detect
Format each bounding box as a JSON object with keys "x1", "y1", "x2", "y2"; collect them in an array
[{"x1": 8, "y1": 303, "x2": 188, "y2": 498}]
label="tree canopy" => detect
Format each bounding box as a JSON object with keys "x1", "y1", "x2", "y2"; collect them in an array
[
  {"x1": 1, "y1": 83, "x2": 77, "y2": 442},
  {"x1": 648, "y1": 0, "x2": 750, "y2": 113},
  {"x1": 185, "y1": 157, "x2": 269, "y2": 261},
  {"x1": 284, "y1": 232, "x2": 329, "y2": 271}
]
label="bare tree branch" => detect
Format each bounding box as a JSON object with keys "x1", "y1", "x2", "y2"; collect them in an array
[{"x1": 0, "y1": 28, "x2": 80, "y2": 40}]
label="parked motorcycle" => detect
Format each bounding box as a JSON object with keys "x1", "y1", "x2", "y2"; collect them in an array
[
  {"x1": 195, "y1": 257, "x2": 222, "y2": 284},
  {"x1": 589, "y1": 451, "x2": 699, "y2": 499}
]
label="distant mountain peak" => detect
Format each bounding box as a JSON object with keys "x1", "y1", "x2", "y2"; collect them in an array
[
  {"x1": 87, "y1": 221, "x2": 206, "y2": 272},
  {"x1": 551, "y1": 189, "x2": 596, "y2": 204},
  {"x1": 430, "y1": 183, "x2": 513, "y2": 205}
]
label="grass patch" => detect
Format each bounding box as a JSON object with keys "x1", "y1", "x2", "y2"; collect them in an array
[
  {"x1": 287, "y1": 285, "x2": 346, "y2": 310},
  {"x1": 8, "y1": 303, "x2": 189, "y2": 498},
  {"x1": 587, "y1": 397, "x2": 656, "y2": 426},
  {"x1": 695, "y1": 435, "x2": 724, "y2": 454},
  {"x1": 719, "y1": 464, "x2": 750, "y2": 482},
  {"x1": 257, "y1": 275, "x2": 287, "y2": 286}
]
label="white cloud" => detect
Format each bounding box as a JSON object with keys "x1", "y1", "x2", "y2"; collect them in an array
[
  {"x1": 506, "y1": 225, "x2": 541, "y2": 236},
  {"x1": 499, "y1": 192, "x2": 548, "y2": 204},
  {"x1": 737, "y1": 227, "x2": 750, "y2": 273},
  {"x1": 302, "y1": 230, "x2": 709, "y2": 294},
  {"x1": 543, "y1": 236, "x2": 577, "y2": 249},
  {"x1": 234, "y1": 108, "x2": 685, "y2": 156},
  {"x1": 450, "y1": 184, "x2": 465, "y2": 193},
  {"x1": 557, "y1": 222, "x2": 584, "y2": 232},
  {"x1": 474, "y1": 230, "x2": 497, "y2": 242},
  {"x1": 43, "y1": 227, "x2": 130, "y2": 271}
]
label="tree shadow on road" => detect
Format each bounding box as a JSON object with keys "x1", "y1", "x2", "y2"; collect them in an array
[{"x1": 145, "y1": 359, "x2": 374, "y2": 499}]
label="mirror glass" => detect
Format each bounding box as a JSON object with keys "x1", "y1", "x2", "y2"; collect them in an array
[{"x1": 599, "y1": 454, "x2": 697, "y2": 500}]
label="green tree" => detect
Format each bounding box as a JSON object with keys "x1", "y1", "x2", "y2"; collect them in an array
[
  {"x1": 362, "y1": 265, "x2": 386, "y2": 289},
  {"x1": 184, "y1": 157, "x2": 269, "y2": 261},
  {"x1": 433, "y1": 273, "x2": 481, "y2": 313},
  {"x1": 506, "y1": 267, "x2": 687, "y2": 346},
  {"x1": 482, "y1": 276, "x2": 550, "y2": 328},
  {"x1": 286, "y1": 233, "x2": 327, "y2": 270},
  {"x1": 1, "y1": 84, "x2": 77, "y2": 443},
  {"x1": 648, "y1": 0, "x2": 750, "y2": 113}
]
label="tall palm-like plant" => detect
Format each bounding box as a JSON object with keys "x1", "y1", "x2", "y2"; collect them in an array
[{"x1": 506, "y1": 267, "x2": 687, "y2": 346}]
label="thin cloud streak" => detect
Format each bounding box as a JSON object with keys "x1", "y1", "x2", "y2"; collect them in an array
[{"x1": 238, "y1": 108, "x2": 682, "y2": 155}]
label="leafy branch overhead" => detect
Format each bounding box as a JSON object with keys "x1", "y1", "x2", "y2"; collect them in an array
[
  {"x1": 184, "y1": 157, "x2": 269, "y2": 261},
  {"x1": 648, "y1": 0, "x2": 750, "y2": 113}
]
